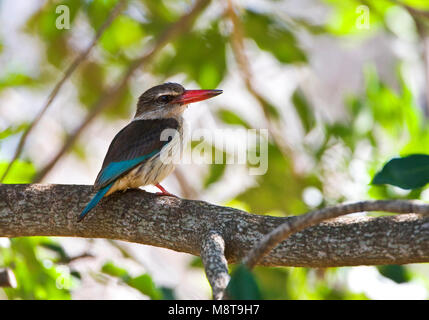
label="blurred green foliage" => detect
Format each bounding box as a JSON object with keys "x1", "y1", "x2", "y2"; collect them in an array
[
  {"x1": 0, "y1": 238, "x2": 74, "y2": 299},
  {"x1": 1, "y1": 0, "x2": 429, "y2": 300},
  {"x1": 101, "y1": 261, "x2": 174, "y2": 299},
  {"x1": 243, "y1": 10, "x2": 307, "y2": 64},
  {"x1": 226, "y1": 264, "x2": 262, "y2": 300},
  {"x1": 153, "y1": 22, "x2": 227, "y2": 88}
]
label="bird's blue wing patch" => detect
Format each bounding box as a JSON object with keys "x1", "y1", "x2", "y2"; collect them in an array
[
  {"x1": 78, "y1": 149, "x2": 159, "y2": 222},
  {"x1": 94, "y1": 119, "x2": 178, "y2": 189},
  {"x1": 78, "y1": 182, "x2": 114, "y2": 222},
  {"x1": 96, "y1": 150, "x2": 159, "y2": 187}
]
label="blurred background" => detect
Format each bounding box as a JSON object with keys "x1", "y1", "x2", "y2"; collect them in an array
[{"x1": 1, "y1": 0, "x2": 429, "y2": 299}]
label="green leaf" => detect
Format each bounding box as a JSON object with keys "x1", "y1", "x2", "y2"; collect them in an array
[
  {"x1": 153, "y1": 22, "x2": 226, "y2": 88},
  {"x1": 87, "y1": 0, "x2": 118, "y2": 30},
  {"x1": 364, "y1": 66, "x2": 419, "y2": 137},
  {"x1": 160, "y1": 287, "x2": 176, "y2": 300},
  {"x1": 76, "y1": 62, "x2": 132, "y2": 119},
  {"x1": 101, "y1": 262, "x2": 164, "y2": 300},
  {"x1": 263, "y1": 101, "x2": 281, "y2": 120},
  {"x1": 189, "y1": 257, "x2": 204, "y2": 268},
  {"x1": 0, "y1": 123, "x2": 29, "y2": 140},
  {"x1": 128, "y1": 274, "x2": 163, "y2": 300},
  {"x1": 143, "y1": 0, "x2": 179, "y2": 25},
  {"x1": 46, "y1": 35, "x2": 70, "y2": 67},
  {"x1": 76, "y1": 61, "x2": 106, "y2": 107},
  {"x1": 100, "y1": 16, "x2": 145, "y2": 54},
  {"x1": 217, "y1": 109, "x2": 251, "y2": 129},
  {"x1": 292, "y1": 88, "x2": 316, "y2": 133},
  {"x1": 39, "y1": 242, "x2": 69, "y2": 262},
  {"x1": 0, "y1": 161, "x2": 36, "y2": 183},
  {"x1": 204, "y1": 164, "x2": 226, "y2": 188},
  {"x1": 291, "y1": 18, "x2": 327, "y2": 35},
  {"x1": 253, "y1": 266, "x2": 290, "y2": 299},
  {"x1": 0, "y1": 73, "x2": 35, "y2": 90},
  {"x1": 377, "y1": 265, "x2": 411, "y2": 284},
  {"x1": 243, "y1": 10, "x2": 307, "y2": 64},
  {"x1": 2, "y1": 238, "x2": 72, "y2": 300},
  {"x1": 372, "y1": 154, "x2": 429, "y2": 189},
  {"x1": 101, "y1": 261, "x2": 130, "y2": 282},
  {"x1": 226, "y1": 264, "x2": 262, "y2": 300}
]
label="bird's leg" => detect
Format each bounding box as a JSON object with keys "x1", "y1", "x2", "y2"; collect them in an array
[{"x1": 155, "y1": 183, "x2": 177, "y2": 197}]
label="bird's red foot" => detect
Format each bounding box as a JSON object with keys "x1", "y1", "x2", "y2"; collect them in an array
[{"x1": 155, "y1": 184, "x2": 177, "y2": 197}]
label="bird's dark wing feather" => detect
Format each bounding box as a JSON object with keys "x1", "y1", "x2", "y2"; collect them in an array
[{"x1": 94, "y1": 118, "x2": 179, "y2": 189}]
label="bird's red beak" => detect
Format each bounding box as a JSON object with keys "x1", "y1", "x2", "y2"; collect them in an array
[{"x1": 174, "y1": 89, "x2": 223, "y2": 105}]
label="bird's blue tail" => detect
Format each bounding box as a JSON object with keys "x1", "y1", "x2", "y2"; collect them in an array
[{"x1": 78, "y1": 182, "x2": 114, "y2": 222}]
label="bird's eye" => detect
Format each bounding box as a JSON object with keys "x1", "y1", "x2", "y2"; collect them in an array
[{"x1": 157, "y1": 95, "x2": 172, "y2": 103}]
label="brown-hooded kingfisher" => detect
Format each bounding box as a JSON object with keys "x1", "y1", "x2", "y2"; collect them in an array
[{"x1": 78, "y1": 82, "x2": 222, "y2": 222}]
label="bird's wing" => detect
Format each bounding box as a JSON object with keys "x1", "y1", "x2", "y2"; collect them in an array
[{"x1": 94, "y1": 118, "x2": 179, "y2": 189}]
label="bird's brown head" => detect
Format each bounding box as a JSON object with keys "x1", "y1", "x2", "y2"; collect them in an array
[{"x1": 135, "y1": 82, "x2": 222, "y2": 120}]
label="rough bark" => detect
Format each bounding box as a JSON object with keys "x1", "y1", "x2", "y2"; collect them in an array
[
  {"x1": 200, "y1": 231, "x2": 230, "y2": 300},
  {"x1": 1, "y1": 184, "x2": 429, "y2": 268},
  {"x1": 243, "y1": 200, "x2": 429, "y2": 269}
]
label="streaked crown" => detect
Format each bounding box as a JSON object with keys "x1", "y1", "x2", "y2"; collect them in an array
[{"x1": 135, "y1": 83, "x2": 185, "y2": 119}]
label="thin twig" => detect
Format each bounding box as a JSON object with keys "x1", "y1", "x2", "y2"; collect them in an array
[
  {"x1": 242, "y1": 199, "x2": 429, "y2": 269},
  {"x1": 57, "y1": 252, "x2": 94, "y2": 264},
  {"x1": 410, "y1": 9, "x2": 429, "y2": 115},
  {"x1": 200, "y1": 231, "x2": 230, "y2": 300},
  {"x1": 402, "y1": 4, "x2": 429, "y2": 19},
  {"x1": 225, "y1": 0, "x2": 293, "y2": 160},
  {"x1": 0, "y1": 0, "x2": 128, "y2": 183},
  {"x1": 389, "y1": 1, "x2": 429, "y2": 114},
  {"x1": 33, "y1": 0, "x2": 211, "y2": 183},
  {"x1": 422, "y1": 36, "x2": 429, "y2": 115}
]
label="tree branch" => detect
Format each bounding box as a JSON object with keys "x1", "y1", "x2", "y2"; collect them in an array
[
  {"x1": 33, "y1": 0, "x2": 212, "y2": 183},
  {"x1": 242, "y1": 200, "x2": 429, "y2": 269},
  {"x1": 200, "y1": 231, "x2": 230, "y2": 300},
  {"x1": 401, "y1": 4, "x2": 429, "y2": 20},
  {"x1": 1, "y1": 184, "x2": 429, "y2": 269},
  {"x1": 225, "y1": 0, "x2": 294, "y2": 161},
  {"x1": 0, "y1": 0, "x2": 128, "y2": 183}
]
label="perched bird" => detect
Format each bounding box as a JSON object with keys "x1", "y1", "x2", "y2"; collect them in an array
[{"x1": 78, "y1": 82, "x2": 222, "y2": 222}]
